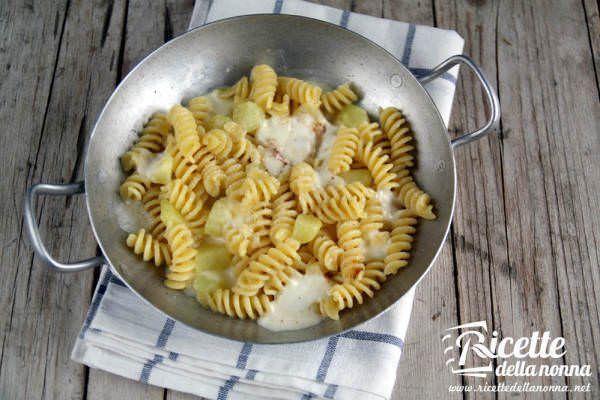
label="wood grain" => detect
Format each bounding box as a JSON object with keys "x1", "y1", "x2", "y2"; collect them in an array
[{"x1": 2, "y1": 0, "x2": 599, "y2": 399}]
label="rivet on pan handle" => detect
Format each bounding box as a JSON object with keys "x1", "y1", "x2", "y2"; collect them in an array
[
  {"x1": 24, "y1": 181, "x2": 105, "y2": 272},
  {"x1": 419, "y1": 54, "x2": 501, "y2": 147}
]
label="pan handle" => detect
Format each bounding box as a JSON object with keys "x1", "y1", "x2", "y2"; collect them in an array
[
  {"x1": 24, "y1": 181, "x2": 105, "y2": 272},
  {"x1": 419, "y1": 54, "x2": 501, "y2": 147}
]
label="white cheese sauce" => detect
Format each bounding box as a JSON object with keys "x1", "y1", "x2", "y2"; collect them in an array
[
  {"x1": 206, "y1": 89, "x2": 234, "y2": 116},
  {"x1": 115, "y1": 200, "x2": 153, "y2": 233},
  {"x1": 258, "y1": 273, "x2": 331, "y2": 332},
  {"x1": 363, "y1": 233, "x2": 390, "y2": 261},
  {"x1": 256, "y1": 113, "x2": 317, "y2": 176},
  {"x1": 376, "y1": 189, "x2": 399, "y2": 224}
]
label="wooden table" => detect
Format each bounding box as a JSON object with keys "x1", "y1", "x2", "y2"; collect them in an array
[{"x1": 1, "y1": 0, "x2": 598, "y2": 398}]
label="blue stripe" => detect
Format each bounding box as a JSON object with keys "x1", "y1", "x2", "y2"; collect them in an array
[
  {"x1": 138, "y1": 318, "x2": 177, "y2": 383},
  {"x1": 156, "y1": 318, "x2": 176, "y2": 348},
  {"x1": 217, "y1": 376, "x2": 240, "y2": 400},
  {"x1": 316, "y1": 336, "x2": 339, "y2": 382},
  {"x1": 245, "y1": 369, "x2": 258, "y2": 380},
  {"x1": 324, "y1": 384, "x2": 338, "y2": 399},
  {"x1": 273, "y1": 0, "x2": 283, "y2": 13},
  {"x1": 236, "y1": 343, "x2": 253, "y2": 369},
  {"x1": 218, "y1": 343, "x2": 254, "y2": 398},
  {"x1": 339, "y1": 330, "x2": 404, "y2": 349},
  {"x1": 139, "y1": 354, "x2": 164, "y2": 383},
  {"x1": 410, "y1": 67, "x2": 457, "y2": 84},
  {"x1": 340, "y1": 10, "x2": 350, "y2": 28},
  {"x1": 79, "y1": 270, "x2": 111, "y2": 339},
  {"x1": 109, "y1": 274, "x2": 126, "y2": 287},
  {"x1": 301, "y1": 393, "x2": 316, "y2": 400},
  {"x1": 401, "y1": 24, "x2": 416, "y2": 66}
]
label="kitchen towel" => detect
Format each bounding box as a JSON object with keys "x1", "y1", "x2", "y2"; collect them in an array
[{"x1": 72, "y1": 1, "x2": 464, "y2": 399}]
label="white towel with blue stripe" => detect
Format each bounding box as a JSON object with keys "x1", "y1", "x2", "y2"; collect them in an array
[{"x1": 72, "y1": 1, "x2": 464, "y2": 399}]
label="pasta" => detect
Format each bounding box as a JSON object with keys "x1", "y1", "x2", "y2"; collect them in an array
[
  {"x1": 379, "y1": 107, "x2": 414, "y2": 171},
  {"x1": 310, "y1": 232, "x2": 342, "y2": 272},
  {"x1": 384, "y1": 209, "x2": 417, "y2": 275},
  {"x1": 118, "y1": 64, "x2": 436, "y2": 325},
  {"x1": 249, "y1": 64, "x2": 278, "y2": 111},
  {"x1": 328, "y1": 126, "x2": 360, "y2": 174},
  {"x1": 337, "y1": 220, "x2": 365, "y2": 280},
  {"x1": 321, "y1": 83, "x2": 358, "y2": 114},
  {"x1": 119, "y1": 174, "x2": 151, "y2": 201},
  {"x1": 163, "y1": 223, "x2": 197, "y2": 290},
  {"x1": 290, "y1": 162, "x2": 317, "y2": 213},
  {"x1": 121, "y1": 113, "x2": 171, "y2": 172},
  {"x1": 126, "y1": 229, "x2": 171, "y2": 266},
  {"x1": 219, "y1": 76, "x2": 250, "y2": 104},
  {"x1": 356, "y1": 140, "x2": 398, "y2": 191},
  {"x1": 270, "y1": 182, "x2": 297, "y2": 245},
  {"x1": 168, "y1": 104, "x2": 201, "y2": 160},
  {"x1": 205, "y1": 289, "x2": 272, "y2": 319},
  {"x1": 395, "y1": 169, "x2": 435, "y2": 220},
  {"x1": 188, "y1": 96, "x2": 213, "y2": 127},
  {"x1": 277, "y1": 77, "x2": 322, "y2": 105}
]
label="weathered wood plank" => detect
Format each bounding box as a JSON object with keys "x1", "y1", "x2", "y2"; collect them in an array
[
  {"x1": 0, "y1": 0, "x2": 128, "y2": 399},
  {"x1": 583, "y1": 0, "x2": 600, "y2": 95},
  {"x1": 434, "y1": 1, "x2": 505, "y2": 398},
  {"x1": 495, "y1": 1, "x2": 600, "y2": 397}
]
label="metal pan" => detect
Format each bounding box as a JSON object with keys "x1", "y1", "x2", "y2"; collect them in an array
[{"x1": 24, "y1": 14, "x2": 500, "y2": 344}]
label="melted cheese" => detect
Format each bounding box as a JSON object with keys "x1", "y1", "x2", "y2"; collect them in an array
[
  {"x1": 206, "y1": 89, "x2": 234, "y2": 116},
  {"x1": 256, "y1": 114, "x2": 317, "y2": 175},
  {"x1": 258, "y1": 273, "x2": 331, "y2": 332},
  {"x1": 376, "y1": 189, "x2": 399, "y2": 223},
  {"x1": 115, "y1": 200, "x2": 153, "y2": 233}
]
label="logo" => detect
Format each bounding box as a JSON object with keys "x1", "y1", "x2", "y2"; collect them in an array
[{"x1": 442, "y1": 321, "x2": 592, "y2": 379}]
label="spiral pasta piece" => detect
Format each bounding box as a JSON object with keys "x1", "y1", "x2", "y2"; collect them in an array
[
  {"x1": 160, "y1": 179, "x2": 208, "y2": 237},
  {"x1": 395, "y1": 169, "x2": 435, "y2": 219},
  {"x1": 164, "y1": 223, "x2": 197, "y2": 289},
  {"x1": 121, "y1": 113, "x2": 171, "y2": 171},
  {"x1": 380, "y1": 107, "x2": 415, "y2": 171},
  {"x1": 248, "y1": 202, "x2": 272, "y2": 254},
  {"x1": 277, "y1": 77, "x2": 322, "y2": 105},
  {"x1": 126, "y1": 229, "x2": 171, "y2": 266},
  {"x1": 249, "y1": 64, "x2": 278, "y2": 111},
  {"x1": 360, "y1": 197, "x2": 384, "y2": 238},
  {"x1": 219, "y1": 76, "x2": 250, "y2": 103},
  {"x1": 188, "y1": 96, "x2": 213, "y2": 128},
  {"x1": 223, "y1": 121, "x2": 260, "y2": 165},
  {"x1": 384, "y1": 209, "x2": 417, "y2": 275},
  {"x1": 233, "y1": 238, "x2": 300, "y2": 296},
  {"x1": 119, "y1": 174, "x2": 151, "y2": 201},
  {"x1": 142, "y1": 187, "x2": 166, "y2": 239},
  {"x1": 221, "y1": 158, "x2": 246, "y2": 196},
  {"x1": 224, "y1": 223, "x2": 252, "y2": 257},
  {"x1": 263, "y1": 265, "x2": 303, "y2": 296},
  {"x1": 328, "y1": 126, "x2": 360, "y2": 174},
  {"x1": 321, "y1": 83, "x2": 357, "y2": 114},
  {"x1": 168, "y1": 105, "x2": 201, "y2": 160},
  {"x1": 337, "y1": 221, "x2": 365, "y2": 280},
  {"x1": 205, "y1": 289, "x2": 272, "y2": 319},
  {"x1": 267, "y1": 94, "x2": 290, "y2": 117},
  {"x1": 191, "y1": 146, "x2": 225, "y2": 197},
  {"x1": 202, "y1": 128, "x2": 233, "y2": 161},
  {"x1": 231, "y1": 165, "x2": 279, "y2": 207},
  {"x1": 303, "y1": 186, "x2": 367, "y2": 224},
  {"x1": 290, "y1": 162, "x2": 317, "y2": 213},
  {"x1": 357, "y1": 140, "x2": 398, "y2": 191},
  {"x1": 310, "y1": 232, "x2": 342, "y2": 272},
  {"x1": 270, "y1": 182, "x2": 297, "y2": 244},
  {"x1": 357, "y1": 122, "x2": 384, "y2": 143}
]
